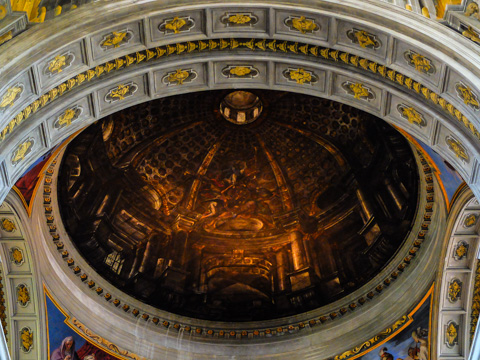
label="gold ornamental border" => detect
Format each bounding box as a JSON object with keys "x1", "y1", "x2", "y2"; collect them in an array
[
  {"x1": 1, "y1": 37, "x2": 480, "y2": 147},
  {"x1": 40, "y1": 140, "x2": 435, "y2": 346},
  {"x1": 470, "y1": 260, "x2": 480, "y2": 343}
]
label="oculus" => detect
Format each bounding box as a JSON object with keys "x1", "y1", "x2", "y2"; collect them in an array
[
  {"x1": 159, "y1": 16, "x2": 195, "y2": 34},
  {"x1": 219, "y1": 91, "x2": 263, "y2": 125},
  {"x1": 347, "y1": 28, "x2": 381, "y2": 49},
  {"x1": 284, "y1": 15, "x2": 319, "y2": 34}
]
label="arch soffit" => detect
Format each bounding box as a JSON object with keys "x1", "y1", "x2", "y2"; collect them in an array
[{"x1": 0, "y1": 0, "x2": 480, "y2": 201}]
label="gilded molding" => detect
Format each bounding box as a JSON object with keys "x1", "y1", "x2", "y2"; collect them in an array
[
  {"x1": 2, "y1": 37, "x2": 480, "y2": 147},
  {"x1": 0, "y1": 268, "x2": 7, "y2": 341},
  {"x1": 71, "y1": 318, "x2": 146, "y2": 360},
  {"x1": 334, "y1": 316, "x2": 408, "y2": 360},
  {"x1": 471, "y1": 260, "x2": 480, "y2": 342},
  {"x1": 42, "y1": 148, "x2": 434, "y2": 340}
]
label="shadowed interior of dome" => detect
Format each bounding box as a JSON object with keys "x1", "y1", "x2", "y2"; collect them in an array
[{"x1": 57, "y1": 90, "x2": 419, "y2": 321}]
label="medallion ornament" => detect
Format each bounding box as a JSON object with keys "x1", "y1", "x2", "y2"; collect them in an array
[
  {"x1": 162, "y1": 69, "x2": 197, "y2": 86},
  {"x1": 455, "y1": 83, "x2": 480, "y2": 110},
  {"x1": 445, "y1": 321, "x2": 459, "y2": 348},
  {"x1": 10, "y1": 247, "x2": 24, "y2": 266},
  {"x1": 397, "y1": 104, "x2": 426, "y2": 127},
  {"x1": 54, "y1": 106, "x2": 82, "y2": 129},
  {"x1": 1, "y1": 218, "x2": 16, "y2": 232},
  {"x1": 105, "y1": 83, "x2": 138, "y2": 103},
  {"x1": 221, "y1": 13, "x2": 258, "y2": 26},
  {"x1": 347, "y1": 29, "x2": 381, "y2": 49},
  {"x1": 283, "y1": 68, "x2": 318, "y2": 85},
  {"x1": 284, "y1": 16, "x2": 319, "y2": 34},
  {"x1": 464, "y1": 213, "x2": 478, "y2": 228},
  {"x1": 342, "y1": 81, "x2": 375, "y2": 101},
  {"x1": 404, "y1": 50, "x2": 435, "y2": 75},
  {"x1": 46, "y1": 53, "x2": 74, "y2": 75},
  {"x1": 17, "y1": 284, "x2": 30, "y2": 307},
  {"x1": 222, "y1": 65, "x2": 259, "y2": 79},
  {"x1": 11, "y1": 138, "x2": 34, "y2": 166},
  {"x1": 454, "y1": 241, "x2": 469, "y2": 261},
  {"x1": 448, "y1": 279, "x2": 462, "y2": 303},
  {"x1": 446, "y1": 136, "x2": 469, "y2": 163},
  {"x1": 0, "y1": 84, "x2": 23, "y2": 110},
  {"x1": 159, "y1": 16, "x2": 194, "y2": 34},
  {"x1": 20, "y1": 327, "x2": 33, "y2": 353},
  {"x1": 100, "y1": 30, "x2": 133, "y2": 50}
]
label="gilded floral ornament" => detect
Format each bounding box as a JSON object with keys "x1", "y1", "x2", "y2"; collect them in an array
[
  {"x1": 462, "y1": 26, "x2": 480, "y2": 44},
  {"x1": 11, "y1": 138, "x2": 34, "y2": 166},
  {"x1": 17, "y1": 284, "x2": 30, "y2": 307},
  {"x1": 159, "y1": 16, "x2": 194, "y2": 34},
  {"x1": 446, "y1": 136, "x2": 469, "y2": 163},
  {"x1": 404, "y1": 50, "x2": 435, "y2": 75},
  {"x1": 0, "y1": 30, "x2": 12, "y2": 46},
  {"x1": 162, "y1": 69, "x2": 197, "y2": 86},
  {"x1": 221, "y1": 13, "x2": 258, "y2": 26},
  {"x1": 448, "y1": 279, "x2": 462, "y2": 302},
  {"x1": 454, "y1": 241, "x2": 469, "y2": 260},
  {"x1": 105, "y1": 83, "x2": 138, "y2": 103},
  {"x1": 347, "y1": 29, "x2": 381, "y2": 49},
  {"x1": 100, "y1": 31, "x2": 132, "y2": 49},
  {"x1": 54, "y1": 106, "x2": 82, "y2": 129},
  {"x1": 0, "y1": 84, "x2": 23, "y2": 110},
  {"x1": 342, "y1": 81, "x2": 375, "y2": 101},
  {"x1": 20, "y1": 327, "x2": 33, "y2": 353},
  {"x1": 397, "y1": 104, "x2": 426, "y2": 127},
  {"x1": 1, "y1": 218, "x2": 16, "y2": 232},
  {"x1": 222, "y1": 65, "x2": 259, "y2": 79},
  {"x1": 10, "y1": 247, "x2": 24, "y2": 266},
  {"x1": 465, "y1": 2, "x2": 480, "y2": 20},
  {"x1": 446, "y1": 321, "x2": 459, "y2": 348},
  {"x1": 46, "y1": 53, "x2": 74, "y2": 75},
  {"x1": 464, "y1": 213, "x2": 478, "y2": 228},
  {"x1": 284, "y1": 16, "x2": 319, "y2": 34},
  {"x1": 283, "y1": 68, "x2": 318, "y2": 85},
  {"x1": 455, "y1": 83, "x2": 480, "y2": 110}
]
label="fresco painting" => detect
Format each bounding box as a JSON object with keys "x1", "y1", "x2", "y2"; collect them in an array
[
  {"x1": 346, "y1": 285, "x2": 433, "y2": 360},
  {"x1": 45, "y1": 289, "x2": 122, "y2": 360}
]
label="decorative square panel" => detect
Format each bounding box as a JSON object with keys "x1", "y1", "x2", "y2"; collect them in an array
[
  {"x1": 10, "y1": 277, "x2": 35, "y2": 316},
  {"x1": 274, "y1": 63, "x2": 326, "y2": 93},
  {"x1": 391, "y1": 39, "x2": 445, "y2": 91},
  {"x1": 1, "y1": 242, "x2": 31, "y2": 274},
  {"x1": 274, "y1": 10, "x2": 329, "y2": 43},
  {"x1": 439, "y1": 313, "x2": 464, "y2": 356},
  {"x1": 34, "y1": 40, "x2": 88, "y2": 91},
  {"x1": 443, "y1": 68, "x2": 480, "y2": 119},
  {"x1": 153, "y1": 62, "x2": 208, "y2": 95},
  {"x1": 14, "y1": 319, "x2": 38, "y2": 359},
  {"x1": 96, "y1": 74, "x2": 149, "y2": 117},
  {"x1": 0, "y1": 214, "x2": 22, "y2": 238},
  {"x1": 332, "y1": 73, "x2": 383, "y2": 112},
  {"x1": 89, "y1": 21, "x2": 145, "y2": 62},
  {"x1": 335, "y1": 20, "x2": 389, "y2": 61},
  {"x1": 214, "y1": 61, "x2": 268, "y2": 85},
  {"x1": 149, "y1": 10, "x2": 206, "y2": 44}
]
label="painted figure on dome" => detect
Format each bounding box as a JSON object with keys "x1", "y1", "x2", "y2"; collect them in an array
[{"x1": 51, "y1": 336, "x2": 80, "y2": 360}]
